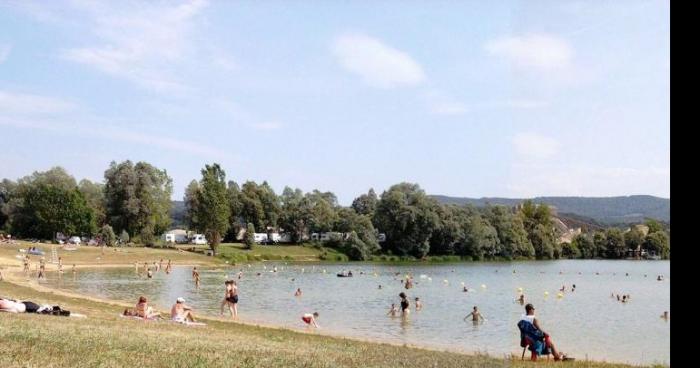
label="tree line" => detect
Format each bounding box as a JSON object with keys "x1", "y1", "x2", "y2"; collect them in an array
[{"x1": 0, "y1": 163, "x2": 670, "y2": 261}]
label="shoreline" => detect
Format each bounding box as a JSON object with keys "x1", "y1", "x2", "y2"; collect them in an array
[{"x1": 1, "y1": 258, "x2": 661, "y2": 367}]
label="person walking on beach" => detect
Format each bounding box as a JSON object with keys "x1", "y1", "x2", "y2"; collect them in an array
[
  {"x1": 57, "y1": 257, "x2": 63, "y2": 274},
  {"x1": 399, "y1": 292, "x2": 410, "y2": 317},
  {"x1": 464, "y1": 306, "x2": 485, "y2": 323},
  {"x1": 38, "y1": 258, "x2": 46, "y2": 279}
]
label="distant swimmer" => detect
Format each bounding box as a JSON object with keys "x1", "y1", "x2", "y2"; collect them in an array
[
  {"x1": 415, "y1": 297, "x2": 422, "y2": 311},
  {"x1": 571, "y1": 284, "x2": 576, "y2": 292},
  {"x1": 517, "y1": 294, "x2": 525, "y2": 304},
  {"x1": 192, "y1": 267, "x2": 200, "y2": 288},
  {"x1": 463, "y1": 286, "x2": 469, "y2": 293},
  {"x1": 147, "y1": 269, "x2": 153, "y2": 279},
  {"x1": 295, "y1": 288, "x2": 302, "y2": 297},
  {"x1": 378, "y1": 285, "x2": 382, "y2": 289},
  {"x1": 661, "y1": 311, "x2": 669, "y2": 321},
  {"x1": 464, "y1": 306, "x2": 485, "y2": 323}
]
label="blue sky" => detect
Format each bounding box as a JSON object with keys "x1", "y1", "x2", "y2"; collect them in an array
[{"x1": 0, "y1": 0, "x2": 670, "y2": 204}]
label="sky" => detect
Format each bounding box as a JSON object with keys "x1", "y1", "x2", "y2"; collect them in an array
[{"x1": 0, "y1": 0, "x2": 670, "y2": 204}]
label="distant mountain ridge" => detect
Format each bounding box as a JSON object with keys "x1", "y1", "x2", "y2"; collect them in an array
[{"x1": 430, "y1": 195, "x2": 669, "y2": 224}]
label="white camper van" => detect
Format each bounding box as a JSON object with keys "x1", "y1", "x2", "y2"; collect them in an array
[{"x1": 191, "y1": 234, "x2": 207, "y2": 245}]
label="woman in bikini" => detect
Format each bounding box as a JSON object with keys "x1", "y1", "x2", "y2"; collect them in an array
[{"x1": 301, "y1": 312, "x2": 320, "y2": 328}]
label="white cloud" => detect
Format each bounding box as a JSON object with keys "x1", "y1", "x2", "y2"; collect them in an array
[
  {"x1": 486, "y1": 34, "x2": 573, "y2": 70},
  {"x1": 512, "y1": 132, "x2": 561, "y2": 159},
  {"x1": 60, "y1": 0, "x2": 209, "y2": 93},
  {"x1": 425, "y1": 89, "x2": 548, "y2": 116},
  {"x1": 0, "y1": 44, "x2": 10, "y2": 63},
  {"x1": 0, "y1": 90, "x2": 77, "y2": 115},
  {"x1": 332, "y1": 34, "x2": 426, "y2": 88}
]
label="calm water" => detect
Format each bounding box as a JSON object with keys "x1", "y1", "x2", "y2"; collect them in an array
[{"x1": 46, "y1": 261, "x2": 669, "y2": 365}]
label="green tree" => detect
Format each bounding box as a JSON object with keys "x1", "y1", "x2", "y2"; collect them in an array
[
  {"x1": 373, "y1": 183, "x2": 440, "y2": 258},
  {"x1": 0, "y1": 179, "x2": 16, "y2": 231},
  {"x1": 100, "y1": 224, "x2": 117, "y2": 247},
  {"x1": 351, "y1": 188, "x2": 378, "y2": 216},
  {"x1": 226, "y1": 181, "x2": 244, "y2": 241},
  {"x1": 573, "y1": 234, "x2": 595, "y2": 259},
  {"x1": 458, "y1": 213, "x2": 500, "y2": 260},
  {"x1": 306, "y1": 191, "x2": 338, "y2": 233},
  {"x1": 195, "y1": 164, "x2": 231, "y2": 255},
  {"x1": 184, "y1": 180, "x2": 201, "y2": 230},
  {"x1": 593, "y1": 231, "x2": 606, "y2": 258},
  {"x1": 643, "y1": 231, "x2": 670, "y2": 259},
  {"x1": 530, "y1": 224, "x2": 556, "y2": 259},
  {"x1": 78, "y1": 179, "x2": 106, "y2": 226},
  {"x1": 624, "y1": 227, "x2": 645, "y2": 251},
  {"x1": 11, "y1": 183, "x2": 96, "y2": 239},
  {"x1": 240, "y1": 181, "x2": 266, "y2": 231},
  {"x1": 279, "y1": 187, "x2": 311, "y2": 243},
  {"x1": 645, "y1": 219, "x2": 663, "y2": 234},
  {"x1": 334, "y1": 207, "x2": 380, "y2": 259},
  {"x1": 104, "y1": 160, "x2": 172, "y2": 238},
  {"x1": 604, "y1": 228, "x2": 626, "y2": 259},
  {"x1": 560, "y1": 241, "x2": 581, "y2": 259},
  {"x1": 429, "y1": 205, "x2": 466, "y2": 256},
  {"x1": 244, "y1": 222, "x2": 255, "y2": 249},
  {"x1": 484, "y1": 205, "x2": 533, "y2": 259}
]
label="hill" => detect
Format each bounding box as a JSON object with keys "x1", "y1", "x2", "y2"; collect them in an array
[{"x1": 431, "y1": 195, "x2": 669, "y2": 224}]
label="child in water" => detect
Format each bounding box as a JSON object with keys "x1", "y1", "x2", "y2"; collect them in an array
[
  {"x1": 387, "y1": 303, "x2": 399, "y2": 317},
  {"x1": 294, "y1": 288, "x2": 302, "y2": 297},
  {"x1": 301, "y1": 312, "x2": 320, "y2": 328},
  {"x1": 415, "y1": 297, "x2": 423, "y2": 311}
]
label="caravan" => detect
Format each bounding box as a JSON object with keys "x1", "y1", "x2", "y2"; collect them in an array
[{"x1": 191, "y1": 234, "x2": 207, "y2": 245}]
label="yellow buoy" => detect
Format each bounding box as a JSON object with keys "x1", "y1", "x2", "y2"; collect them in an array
[
  {"x1": 557, "y1": 293, "x2": 564, "y2": 298},
  {"x1": 481, "y1": 284, "x2": 486, "y2": 289},
  {"x1": 517, "y1": 287, "x2": 523, "y2": 292},
  {"x1": 544, "y1": 291, "x2": 549, "y2": 296},
  {"x1": 443, "y1": 279, "x2": 448, "y2": 283}
]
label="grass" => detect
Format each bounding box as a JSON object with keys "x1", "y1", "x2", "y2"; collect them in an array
[
  {"x1": 0, "y1": 280, "x2": 652, "y2": 368},
  {"x1": 213, "y1": 242, "x2": 349, "y2": 263}
]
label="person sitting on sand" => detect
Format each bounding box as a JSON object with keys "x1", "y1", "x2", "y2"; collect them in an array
[
  {"x1": 464, "y1": 306, "x2": 485, "y2": 323},
  {"x1": 135, "y1": 296, "x2": 158, "y2": 320},
  {"x1": 301, "y1": 312, "x2": 320, "y2": 328},
  {"x1": 520, "y1": 304, "x2": 571, "y2": 361},
  {"x1": 171, "y1": 297, "x2": 196, "y2": 323}
]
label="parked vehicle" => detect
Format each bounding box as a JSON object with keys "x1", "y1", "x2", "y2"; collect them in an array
[
  {"x1": 68, "y1": 236, "x2": 81, "y2": 245},
  {"x1": 191, "y1": 234, "x2": 207, "y2": 245}
]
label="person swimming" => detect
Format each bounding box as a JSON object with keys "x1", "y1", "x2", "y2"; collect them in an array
[
  {"x1": 415, "y1": 297, "x2": 422, "y2": 311},
  {"x1": 517, "y1": 294, "x2": 525, "y2": 304},
  {"x1": 294, "y1": 288, "x2": 302, "y2": 297},
  {"x1": 661, "y1": 311, "x2": 669, "y2": 321},
  {"x1": 463, "y1": 286, "x2": 469, "y2": 292}
]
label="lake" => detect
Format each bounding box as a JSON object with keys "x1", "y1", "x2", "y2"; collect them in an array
[{"x1": 45, "y1": 260, "x2": 670, "y2": 366}]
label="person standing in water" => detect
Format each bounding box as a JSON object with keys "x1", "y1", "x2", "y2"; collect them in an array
[
  {"x1": 165, "y1": 259, "x2": 172, "y2": 274},
  {"x1": 399, "y1": 292, "x2": 410, "y2": 317},
  {"x1": 57, "y1": 257, "x2": 63, "y2": 274},
  {"x1": 517, "y1": 294, "x2": 525, "y2": 305},
  {"x1": 415, "y1": 297, "x2": 423, "y2": 311},
  {"x1": 661, "y1": 311, "x2": 669, "y2": 321},
  {"x1": 464, "y1": 306, "x2": 485, "y2": 323},
  {"x1": 294, "y1": 288, "x2": 302, "y2": 297},
  {"x1": 192, "y1": 267, "x2": 200, "y2": 288}
]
